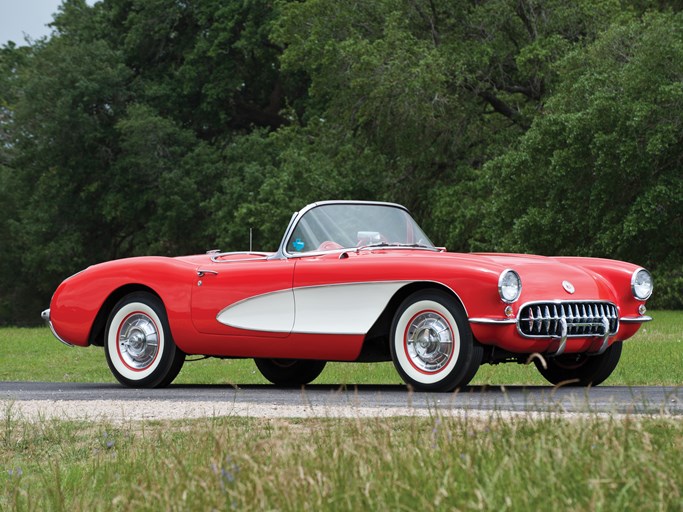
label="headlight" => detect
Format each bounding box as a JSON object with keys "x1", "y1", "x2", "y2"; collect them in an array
[
  {"x1": 631, "y1": 268, "x2": 653, "y2": 300},
  {"x1": 498, "y1": 269, "x2": 522, "y2": 303}
]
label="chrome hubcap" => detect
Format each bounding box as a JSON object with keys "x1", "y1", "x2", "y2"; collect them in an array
[
  {"x1": 405, "y1": 312, "x2": 454, "y2": 372},
  {"x1": 118, "y1": 314, "x2": 159, "y2": 370}
]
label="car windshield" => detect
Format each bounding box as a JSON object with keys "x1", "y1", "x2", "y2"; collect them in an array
[{"x1": 286, "y1": 203, "x2": 435, "y2": 254}]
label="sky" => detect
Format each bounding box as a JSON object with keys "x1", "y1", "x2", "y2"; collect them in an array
[{"x1": 0, "y1": 0, "x2": 76, "y2": 46}]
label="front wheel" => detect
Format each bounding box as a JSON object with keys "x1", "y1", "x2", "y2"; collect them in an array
[
  {"x1": 534, "y1": 341, "x2": 622, "y2": 386},
  {"x1": 390, "y1": 290, "x2": 482, "y2": 392},
  {"x1": 254, "y1": 358, "x2": 326, "y2": 386},
  {"x1": 105, "y1": 292, "x2": 185, "y2": 388}
]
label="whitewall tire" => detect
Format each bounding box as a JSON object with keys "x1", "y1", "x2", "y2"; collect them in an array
[
  {"x1": 105, "y1": 292, "x2": 185, "y2": 388},
  {"x1": 390, "y1": 290, "x2": 482, "y2": 391}
]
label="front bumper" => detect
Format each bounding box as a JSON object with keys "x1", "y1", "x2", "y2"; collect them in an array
[
  {"x1": 469, "y1": 311, "x2": 652, "y2": 357},
  {"x1": 41, "y1": 309, "x2": 74, "y2": 348}
]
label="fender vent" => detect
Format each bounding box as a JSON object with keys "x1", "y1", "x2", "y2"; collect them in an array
[{"x1": 518, "y1": 301, "x2": 619, "y2": 338}]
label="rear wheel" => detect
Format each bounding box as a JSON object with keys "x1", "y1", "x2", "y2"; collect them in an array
[
  {"x1": 254, "y1": 358, "x2": 326, "y2": 386},
  {"x1": 534, "y1": 341, "x2": 622, "y2": 386},
  {"x1": 105, "y1": 292, "x2": 185, "y2": 388},
  {"x1": 390, "y1": 290, "x2": 482, "y2": 392}
]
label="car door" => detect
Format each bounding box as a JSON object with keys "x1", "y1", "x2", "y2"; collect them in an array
[{"x1": 191, "y1": 255, "x2": 295, "y2": 337}]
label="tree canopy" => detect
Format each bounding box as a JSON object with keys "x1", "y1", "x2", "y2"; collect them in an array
[{"x1": 1, "y1": 0, "x2": 681, "y2": 324}]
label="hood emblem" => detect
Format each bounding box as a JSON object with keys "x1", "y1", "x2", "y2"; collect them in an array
[{"x1": 562, "y1": 281, "x2": 575, "y2": 294}]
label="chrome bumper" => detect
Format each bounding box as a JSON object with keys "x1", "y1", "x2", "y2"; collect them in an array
[
  {"x1": 41, "y1": 309, "x2": 74, "y2": 347},
  {"x1": 620, "y1": 315, "x2": 653, "y2": 323}
]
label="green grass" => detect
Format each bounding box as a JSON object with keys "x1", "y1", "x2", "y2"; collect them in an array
[
  {"x1": 0, "y1": 311, "x2": 680, "y2": 386},
  {"x1": 1, "y1": 315, "x2": 681, "y2": 511},
  {"x1": 1, "y1": 412, "x2": 681, "y2": 511}
]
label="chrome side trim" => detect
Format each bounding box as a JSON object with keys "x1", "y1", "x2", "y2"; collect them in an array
[
  {"x1": 40, "y1": 309, "x2": 74, "y2": 348},
  {"x1": 619, "y1": 315, "x2": 653, "y2": 323},
  {"x1": 468, "y1": 318, "x2": 517, "y2": 325}
]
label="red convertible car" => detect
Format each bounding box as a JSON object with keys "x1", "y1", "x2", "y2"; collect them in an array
[{"x1": 42, "y1": 201, "x2": 653, "y2": 391}]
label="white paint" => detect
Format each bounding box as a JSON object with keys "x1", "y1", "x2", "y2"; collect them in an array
[
  {"x1": 217, "y1": 290, "x2": 295, "y2": 332},
  {"x1": 216, "y1": 282, "x2": 410, "y2": 334},
  {"x1": 293, "y1": 282, "x2": 408, "y2": 334}
]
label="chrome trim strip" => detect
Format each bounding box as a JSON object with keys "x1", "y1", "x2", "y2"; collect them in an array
[
  {"x1": 468, "y1": 318, "x2": 517, "y2": 325},
  {"x1": 619, "y1": 315, "x2": 653, "y2": 323},
  {"x1": 40, "y1": 309, "x2": 74, "y2": 348}
]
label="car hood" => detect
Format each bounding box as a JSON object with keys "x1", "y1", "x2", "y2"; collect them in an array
[{"x1": 448, "y1": 252, "x2": 612, "y2": 300}]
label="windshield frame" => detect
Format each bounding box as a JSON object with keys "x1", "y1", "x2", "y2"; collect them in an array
[{"x1": 272, "y1": 200, "x2": 436, "y2": 259}]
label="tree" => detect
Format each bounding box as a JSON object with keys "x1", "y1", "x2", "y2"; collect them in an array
[{"x1": 468, "y1": 11, "x2": 683, "y2": 306}]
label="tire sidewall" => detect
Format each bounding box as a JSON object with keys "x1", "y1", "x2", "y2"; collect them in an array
[
  {"x1": 105, "y1": 293, "x2": 177, "y2": 387},
  {"x1": 390, "y1": 291, "x2": 474, "y2": 391}
]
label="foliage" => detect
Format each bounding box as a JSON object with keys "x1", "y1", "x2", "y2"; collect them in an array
[
  {"x1": 470, "y1": 11, "x2": 683, "y2": 306},
  {"x1": 0, "y1": 0, "x2": 681, "y2": 323}
]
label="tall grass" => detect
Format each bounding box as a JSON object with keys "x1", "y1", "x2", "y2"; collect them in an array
[{"x1": 1, "y1": 409, "x2": 680, "y2": 511}]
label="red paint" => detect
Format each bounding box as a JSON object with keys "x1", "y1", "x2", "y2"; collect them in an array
[{"x1": 48, "y1": 249, "x2": 650, "y2": 360}]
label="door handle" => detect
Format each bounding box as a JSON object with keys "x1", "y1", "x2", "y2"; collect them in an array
[{"x1": 197, "y1": 270, "x2": 219, "y2": 277}]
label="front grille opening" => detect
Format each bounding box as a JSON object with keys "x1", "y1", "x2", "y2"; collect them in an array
[{"x1": 518, "y1": 301, "x2": 618, "y2": 338}]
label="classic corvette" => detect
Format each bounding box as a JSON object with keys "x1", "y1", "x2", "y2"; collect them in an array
[{"x1": 42, "y1": 200, "x2": 653, "y2": 391}]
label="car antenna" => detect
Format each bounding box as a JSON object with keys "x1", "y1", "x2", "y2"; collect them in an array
[{"x1": 249, "y1": 228, "x2": 253, "y2": 252}]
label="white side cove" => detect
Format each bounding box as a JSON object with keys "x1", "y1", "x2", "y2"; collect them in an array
[
  {"x1": 216, "y1": 281, "x2": 411, "y2": 334},
  {"x1": 217, "y1": 290, "x2": 295, "y2": 333}
]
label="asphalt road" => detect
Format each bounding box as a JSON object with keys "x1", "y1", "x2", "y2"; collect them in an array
[{"x1": 1, "y1": 381, "x2": 680, "y2": 416}]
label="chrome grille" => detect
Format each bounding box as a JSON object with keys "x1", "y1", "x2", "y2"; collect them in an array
[{"x1": 518, "y1": 301, "x2": 619, "y2": 338}]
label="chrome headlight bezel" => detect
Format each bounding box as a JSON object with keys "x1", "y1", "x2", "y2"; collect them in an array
[
  {"x1": 631, "y1": 268, "x2": 653, "y2": 300},
  {"x1": 498, "y1": 269, "x2": 522, "y2": 303}
]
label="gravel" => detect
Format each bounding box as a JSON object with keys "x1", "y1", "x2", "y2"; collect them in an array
[{"x1": 2, "y1": 399, "x2": 653, "y2": 423}]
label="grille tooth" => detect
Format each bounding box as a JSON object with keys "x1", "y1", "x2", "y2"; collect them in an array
[
  {"x1": 551, "y1": 305, "x2": 558, "y2": 334},
  {"x1": 528, "y1": 308, "x2": 534, "y2": 332},
  {"x1": 543, "y1": 306, "x2": 551, "y2": 334},
  {"x1": 535, "y1": 306, "x2": 543, "y2": 333},
  {"x1": 518, "y1": 301, "x2": 619, "y2": 339}
]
